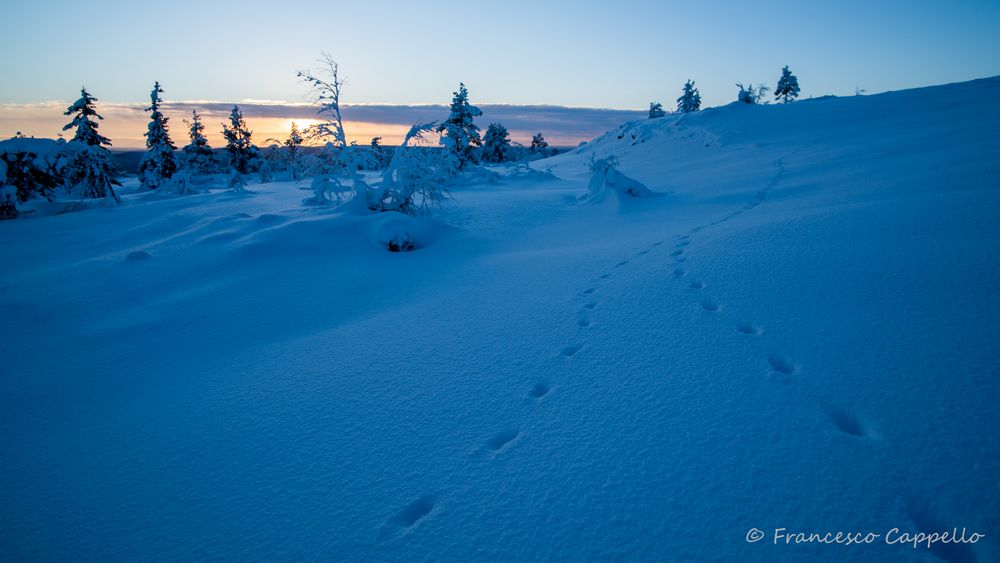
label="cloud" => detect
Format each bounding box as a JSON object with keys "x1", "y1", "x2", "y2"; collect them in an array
[{"x1": 0, "y1": 100, "x2": 644, "y2": 148}]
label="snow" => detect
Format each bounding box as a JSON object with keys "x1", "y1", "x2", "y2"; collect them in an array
[{"x1": 2, "y1": 77, "x2": 999, "y2": 561}]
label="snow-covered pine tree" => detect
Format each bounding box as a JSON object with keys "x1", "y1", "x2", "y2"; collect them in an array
[
  {"x1": 221, "y1": 105, "x2": 255, "y2": 191},
  {"x1": 370, "y1": 136, "x2": 389, "y2": 170},
  {"x1": 676, "y1": 80, "x2": 701, "y2": 113},
  {"x1": 182, "y1": 110, "x2": 216, "y2": 175},
  {"x1": 481, "y1": 122, "x2": 511, "y2": 163},
  {"x1": 648, "y1": 102, "x2": 666, "y2": 118},
  {"x1": 137, "y1": 81, "x2": 178, "y2": 190},
  {"x1": 530, "y1": 133, "x2": 549, "y2": 157},
  {"x1": 774, "y1": 66, "x2": 800, "y2": 103},
  {"x1": 436, "y1": 83, "x2": 482, "y2": 168},
  {"x1": 285, "y1": 121, "x2": 304, "y2": 174},
  {"x1": 61, "y1": 88, "x2": 121, "y2": 201}
]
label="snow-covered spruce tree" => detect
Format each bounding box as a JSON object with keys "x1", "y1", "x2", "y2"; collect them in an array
[
  {"x1": 774, "y1": 66, "x2": 800, "y2": 103},
  {"x1": 182, "y1": 110, "x2": 216, "y2": 175},
  {"x1": 61, "y1": 88, "x2": 121, "y2": 202},
  {"x1": 676, "y1": 80, "x2": 701, "y2": 113},
  {"x1": 648, "y1": 102, "x2": 666, "y2": 118},
  {"x1": 221, "y1": 105, "x2": 255, "y2": 191},
  {"x1": 284, "y1": 122, "x2": 304, "y2": 179},
  {"x1": 481, "y1": 122, "x2": 511, "y2": 163},
  {"x1": 370, "y1": 136, "x2": 389, "y2": 170},
  {"x1": 297, "y1": 54, "x2": 371, "y2": 206},
  {"x1": 437, "y1": 83, "x2": 482, "y2": 169},
  {"x1": 736, "y1": 83, "x2": 770, "y2": 104},
  {"x1": 137, "y1": 81, "x2": 178, "y2": 190},
  {"x1": 530, "y1": 132, "x2": 549, "y2": 157}
]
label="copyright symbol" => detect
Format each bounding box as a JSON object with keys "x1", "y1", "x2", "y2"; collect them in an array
[{"x1": 746, "y1": 528, "x2": 765, "y2": 543}]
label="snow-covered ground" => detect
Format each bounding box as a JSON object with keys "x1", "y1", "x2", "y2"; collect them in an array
[{"x1": 2, "y1": 77, "x2": 999, "y2": 561}]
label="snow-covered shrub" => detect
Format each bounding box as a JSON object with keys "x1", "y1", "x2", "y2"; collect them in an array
[
  {"x1": 583, "y1": 155, "x2": 655, "y2": 202},
  {"x1": 165, "y1": 170, "x2": 200, "y2": 195},
  {"x1": 0, "y1": 137, "x2": 62, "y2": 216},
  {"x1": 0, "y1": 185, "x2": 17, "y2": 220},
  {"x1": 137, "y1": 82, "x2": 178, "y2": 190},
  {"x1": 736, "y1": 83, "x2": 770, "y2": 105},
  {"x1": 649, "y1": 102, "x2": 666, "y2": 118},
  {"x1": 369, "y1": 123, "x2": 456, "y2": 215}
]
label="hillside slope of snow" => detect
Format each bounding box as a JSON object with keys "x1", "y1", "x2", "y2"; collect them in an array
[{"x1": 2, "y1": 77, "x2": 999, "y2": 561}]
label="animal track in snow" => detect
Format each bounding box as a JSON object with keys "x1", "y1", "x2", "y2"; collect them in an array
[
  {"x1": 673, "y1": 267, "x2": 686, "y2": 277},
  {"x1": 599, "y1": 273, "x2": 612, "y2": 279},
  {"x1": 700, "y1": 300, "x2": 721, "y2": 312},
  {"x1": 488, "y1": 430, "x2": 520, "y2": 451},
  {"x1": 583, "y1": 302, "x2": 597, "y2": 310},
  {"x1": 688, "y1": 280, "x2": 705, "y2": 289},
  {"x1": 615, "y1": 260, "x2": 629, "y2": 267},
  {"x1": 528, "y1": 383, "x2": 551, "y2": 399},
  {"x1": 561, "y1": 344, "x2": 583, "y2": 357},
  {"x1": 577, "y1": 318, "x2": 591, "y2": 327},
  {"x1": 767, "y1": 355, "x2": 796, "y2": 375},
  {"x1": 829, "y1": 409, "x2": 866, "y2": 437},
  {"x1": 583, "y1": 288, "x2": 596, "y2": 295},
  {"x1": 670, "y1": 249, "x2": 684, "y2": 257},
  {"x1": 737, "y1": 323, "x2": 762, "y2": 335},
  {"x1": 124, "y1": 250, "x2": 152, "y2": 262},
  {"x1": 392, "y1": 495, "x2": 435, "y2": 528}
]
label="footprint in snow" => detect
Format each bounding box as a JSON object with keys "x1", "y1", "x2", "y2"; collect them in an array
[
  {"x1": 391, "y1": 495, "x2": 435, "y2": 529},
  {"x1": 700, "y1": 300, "x2": 721, "y2": 312},
  {"x1": 688, "y1": 280, "x2": 705, "y2": 289},
  {"x1": 124, "y1": 250, "x2": 152, "y2": 262},
  {"x1": 528, "y1": 383, "x2": 551, "y2": 399},
  {"x1": 737, "y1": 323, "x2": 762, "y2": 335},
  {"x1": 487, "y1": 430, "x2": 520, "y2": 452},
  {"x1": 828, "y1": 409, "x2": 866, "y2": 438},
  {"x1": 767, "y1": 355, "x2": 796, "y2": 375},
  {"x1": 561, "y1": 344, "x2": 583, "y2": 357}
]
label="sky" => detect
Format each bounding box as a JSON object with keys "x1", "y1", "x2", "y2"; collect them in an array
[{"x1": 1, "y1": 0, "x2": 999, "y2": 146}]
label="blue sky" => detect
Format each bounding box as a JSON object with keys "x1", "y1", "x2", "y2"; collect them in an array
[{"x1": 1, "y1": 0, "x2": 998, "y2": 144}]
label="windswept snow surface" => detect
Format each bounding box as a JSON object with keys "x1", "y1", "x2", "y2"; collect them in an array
[{"x1": 2, "y1": 78, "x2": 1000, "y2": 561}]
